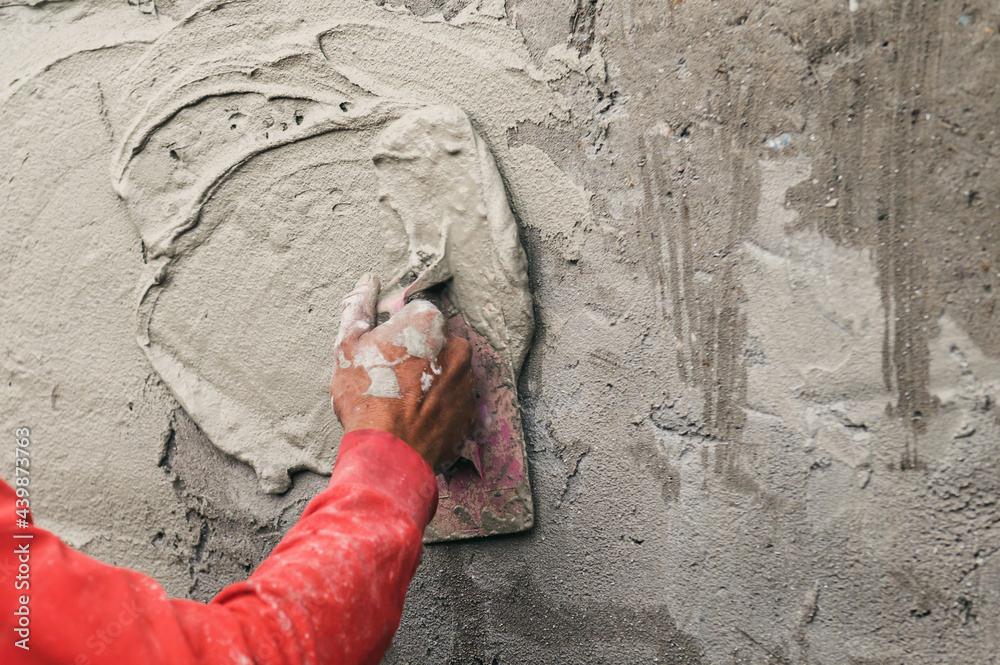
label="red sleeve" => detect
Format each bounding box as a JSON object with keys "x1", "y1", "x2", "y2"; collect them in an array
[{"x1": 0, "y1": 429, "x2": 437, "y2": 665}]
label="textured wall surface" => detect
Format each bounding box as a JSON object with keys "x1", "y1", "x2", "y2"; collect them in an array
[{"x1": 2, "y1": 0, "x2": 999, "y2": 663}]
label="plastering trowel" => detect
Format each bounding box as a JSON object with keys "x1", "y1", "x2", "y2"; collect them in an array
[{"x1": 372, "y1": 105, "x2": 534, "y2": 543}]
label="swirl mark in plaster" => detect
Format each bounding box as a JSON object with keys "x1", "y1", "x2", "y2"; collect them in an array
[{"x1": 111, "y1": 0, "x2": 585, "y2": 492}]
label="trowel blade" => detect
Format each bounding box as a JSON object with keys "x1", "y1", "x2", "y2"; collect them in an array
[{"x1": 422, "y1": 295, "x2": 534, "y2": 543}]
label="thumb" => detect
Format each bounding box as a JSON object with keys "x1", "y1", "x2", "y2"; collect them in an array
[{"x1": 334, "y1": 273, "x2": 381, "y2": 353}]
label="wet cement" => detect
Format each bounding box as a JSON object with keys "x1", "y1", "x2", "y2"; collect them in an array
[
  {"x1": 2, "y1": 0, "x2": 999, "y2": 663},
  {"x1": 107, "y1": 0, "x2": 564, "y2": 492}
]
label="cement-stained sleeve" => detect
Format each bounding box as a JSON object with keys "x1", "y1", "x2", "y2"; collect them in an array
[{"x1": 0, "y1": 429, "x2": 437, "y2": 664}]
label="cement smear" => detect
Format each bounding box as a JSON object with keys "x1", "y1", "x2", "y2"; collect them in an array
[
  {"x1": 373, "y1": 105, "x2": 534, "y2": 374},
  {"x1": 108, "y1": 0, "x2": 577, "y2": 491}
]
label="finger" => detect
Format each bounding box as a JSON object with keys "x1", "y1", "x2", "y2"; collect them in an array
[
  {"x1": 334, "y1": 273, "x2": 381, "y2": 352},
  {"x1": 441, "y1": 337, "x2": 477, "y2": 415},
  {"x1": 440, "y1": 334, "x2": 473, "y2": 375}
]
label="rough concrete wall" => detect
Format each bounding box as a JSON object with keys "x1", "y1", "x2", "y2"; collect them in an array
[{"x1": 3, "y1": 0, "x2": 999, "y2": 663}]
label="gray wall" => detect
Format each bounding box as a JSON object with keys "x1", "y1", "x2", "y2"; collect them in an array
[
  {"x1": 390, "y1": 3, "x2": 1000, "y2": 662},
  {"x1": 3, "y1": 0, "x2": 999, "y2": 663}
]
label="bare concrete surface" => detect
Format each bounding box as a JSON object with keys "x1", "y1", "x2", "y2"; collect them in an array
[{"x1": 2, "y1": 0, "x2": 999, "y2": 663}]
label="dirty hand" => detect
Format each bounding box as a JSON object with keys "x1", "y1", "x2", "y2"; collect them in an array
[{"x1": 330, "y1": 273, "x2": 478, "y2": 472}]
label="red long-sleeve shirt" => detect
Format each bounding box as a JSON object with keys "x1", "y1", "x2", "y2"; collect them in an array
[{"x1": 1, "y1": 429, "x2": 437, "y2": 665}]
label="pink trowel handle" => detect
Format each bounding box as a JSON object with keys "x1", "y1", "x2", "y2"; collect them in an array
[
  {"x1": 376, "y1": 292, "x2": 407, "y2": 315},
  {"x1": 375, "y1": 275, "x2": 408, "y2": 314},
  {"x1": 426, "y1": 301, "x2": 529, "y2": 541},
  {"x1": 376, "y1": 268, "x2": 445, "y2": 314}
]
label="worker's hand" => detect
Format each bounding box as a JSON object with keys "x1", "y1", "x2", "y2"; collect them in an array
[{"x1": 330, "y1": 273, "x2": 477, "y2": 472}]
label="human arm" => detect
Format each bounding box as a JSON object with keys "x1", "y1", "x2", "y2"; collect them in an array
[
  {"x1": 0, "y1": 273, "x2": 477, "y2": 665},
  {"x1": 0, "y1": 429, "x2": 435, "y2": 665}
]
